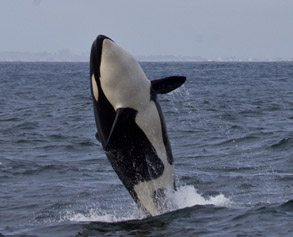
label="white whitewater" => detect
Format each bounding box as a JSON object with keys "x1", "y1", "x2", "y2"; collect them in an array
[{"x1": 68, "y1": 185, "x2": 232, "y2": 223}]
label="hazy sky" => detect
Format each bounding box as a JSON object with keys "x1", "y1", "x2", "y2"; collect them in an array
[{"x1": 1, "y1": 0, "x2": 293, "y2": 59}]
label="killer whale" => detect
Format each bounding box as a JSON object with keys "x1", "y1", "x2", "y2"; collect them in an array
[{"x1": 90, "y1": 35, "x2": 186, "y2": 216}]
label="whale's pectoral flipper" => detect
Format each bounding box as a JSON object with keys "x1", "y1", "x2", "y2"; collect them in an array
[
  {"x1": 105, "y1": 108, "x2": 136, "y2": 152},
  {"x1": 151, "y1": 76, "x2": 186, "y2": 94},
  {"x1": 105, "y1": 107, "x2": 164, "y2": 180}
]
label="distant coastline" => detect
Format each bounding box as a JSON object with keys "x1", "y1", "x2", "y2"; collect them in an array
[
  {"x1": 0, "y1": 51, "x2": 89, "y2": 62},
  {"x1": 0, "y1": 51, "x2": 292, "y2": 62}
]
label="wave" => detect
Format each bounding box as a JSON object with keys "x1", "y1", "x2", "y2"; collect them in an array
[
  {"x1": 270, "y1": 137, "x2": 293, "y2": 150},
  {"x1": 279, "y1": 199, "x2": 293, "y2": 211},
  {"x1": 214, "y1": 135, "x2": 257, "y2": 146}
]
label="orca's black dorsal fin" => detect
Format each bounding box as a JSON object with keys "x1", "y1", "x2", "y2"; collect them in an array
[{"x1": 151, "y1": 76, "x2": 186, "y2": 94}]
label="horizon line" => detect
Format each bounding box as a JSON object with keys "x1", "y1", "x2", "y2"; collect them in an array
[{"x1": 0, "y1": 51, "x2": 292, "y2": 63}]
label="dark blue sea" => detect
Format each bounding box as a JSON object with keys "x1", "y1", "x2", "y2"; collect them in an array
[{"x1": 0, "y1": 62, "x2": 292, "y2": 236}]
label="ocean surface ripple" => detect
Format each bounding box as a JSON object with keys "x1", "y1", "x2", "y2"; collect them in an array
[{"x1": 0, "y1": 62, "x2": 292, "y2": 236}]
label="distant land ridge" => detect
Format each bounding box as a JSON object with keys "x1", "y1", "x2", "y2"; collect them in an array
[{"x1": 0, "y1": 51, "x2": 292, "y2": 62}]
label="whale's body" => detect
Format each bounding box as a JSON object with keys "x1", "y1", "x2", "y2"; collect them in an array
[{"x1": 90, "y1": 35, "x2": 186, "y2": 216}]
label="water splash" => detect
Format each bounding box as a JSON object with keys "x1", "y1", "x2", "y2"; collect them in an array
[
  {"x1": 67, "y1": 185, "x2": 232, "y2": 223},
  {"x1": 69, "y1": 210, "x2": 140, "y2": 223},
  {"x1": 172, "y1": 185, "x2": 232, "y2": 209}
]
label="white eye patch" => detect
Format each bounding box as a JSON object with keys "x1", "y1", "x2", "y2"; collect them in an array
[{"x1": 91, "y1": 74, "x2": 99, "y2": 101}]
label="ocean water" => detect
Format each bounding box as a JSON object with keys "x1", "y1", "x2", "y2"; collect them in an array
[{"x1": 0, "y1": 61, "x2": 292, "y2": 236}]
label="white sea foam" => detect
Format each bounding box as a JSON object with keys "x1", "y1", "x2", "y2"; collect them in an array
[
  {"x1": 67, "y1": 203, "x2": 143, "y2": 222},
  {"x1": 171, "y1": 185, "x2": 232, "y2": 208},
  {"x1": 69, "y1": 212, "x2": 135, "y2": 222},
  {"x1": 67, "y1": 185, "x2": 232, "y2": 223}
]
